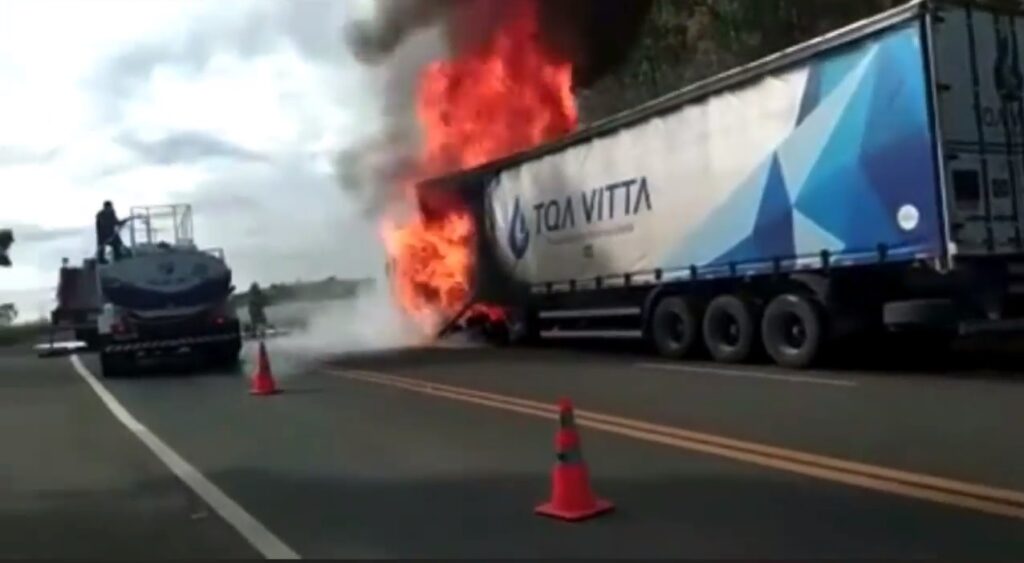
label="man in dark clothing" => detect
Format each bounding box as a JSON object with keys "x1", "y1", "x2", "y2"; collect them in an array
[
  {"x1": 248, "y1": 282, "x2": 269, "y2": 336},
  {"x1": 0, "y1": 229, "x2": 12, "y2": 267},
  {"x1": 95, "y1": 201, "x2": 128, "y2": 264}
]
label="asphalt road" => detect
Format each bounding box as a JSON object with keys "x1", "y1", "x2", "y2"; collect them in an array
[
  {"x1": 3, "y1": 340, "x2": 1023, "y2": 558},
  {"x1": 0, "y1": 347, "x2": 255, "y2": 559}
]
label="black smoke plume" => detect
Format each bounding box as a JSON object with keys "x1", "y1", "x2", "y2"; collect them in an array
[
  {"x1": 345, "y1": 0, "x2": 653, "y2": 87},
  {"x1": 337, "y1": 0, "x2": 653, "y2": 218}
]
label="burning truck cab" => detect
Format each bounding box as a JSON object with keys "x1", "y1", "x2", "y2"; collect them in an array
[{"x1": 410, "y1": 175, "x2": 526, "y2": 343}]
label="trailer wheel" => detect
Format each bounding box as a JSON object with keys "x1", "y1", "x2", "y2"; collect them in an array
[
  {"x1": 762, "y1": 293, "x2": 826, "y2": 369},
  {"x1": 702, "y1": 294, "x2": 760, "y2": 364},
  {"x1": 650, "y1": 296, "x2": 701, "y2": 359}
]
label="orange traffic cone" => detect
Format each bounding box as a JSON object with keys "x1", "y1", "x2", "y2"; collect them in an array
[
  {"x1": 535, "y1": 398, "x2": 614, "y2": 522},
  {"x1": 249, "y1": 340, "x2": 280, "y2": 396}
]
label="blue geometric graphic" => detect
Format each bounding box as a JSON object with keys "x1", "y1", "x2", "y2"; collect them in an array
[
  {"x1": 663, "y1": 22, "x2": 940, "y2": 274},
  {"x1": 796, "y1": 45, "x2": 869, "y2": 125},
  {"x1": 508, "y1": 197, "x2": 530, "y2": 260},
  {"x1": 716, "y1": 157, "x2": 795, "y2": 264}
]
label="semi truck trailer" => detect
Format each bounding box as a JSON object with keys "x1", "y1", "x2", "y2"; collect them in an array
[{"x1": 422, "y1": 0, "x2": 1024, "y2": 368}]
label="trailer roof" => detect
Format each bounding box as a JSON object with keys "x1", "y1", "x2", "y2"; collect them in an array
[{"x1": 421, "y1": 0, "x2": 945, "y2": 189}]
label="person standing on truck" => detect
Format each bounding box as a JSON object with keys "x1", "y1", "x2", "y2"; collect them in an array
[
  {"x1": 95, "y1": 201, "x2": 129, "y2": 264},
  {"x1": 248, "y1": 282, "x2": 268, "y2": 336}
]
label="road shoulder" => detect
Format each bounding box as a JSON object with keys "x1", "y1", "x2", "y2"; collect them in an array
[{"x1": 0, "y1": 348, "x2": 257, "y2": 559}]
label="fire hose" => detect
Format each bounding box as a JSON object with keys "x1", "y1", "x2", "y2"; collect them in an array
[{"x1": 98, "y1": 216, "x2": 146, "y2": 257}]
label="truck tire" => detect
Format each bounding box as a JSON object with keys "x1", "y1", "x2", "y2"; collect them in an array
[
  {"x1": 99, "y1": 351, "x2": 132, "y2": 378},
  {"x1": 762, "y1": 293, "x2": 826, "y2": 369},
  {"x1": 508, "y1": 308, "x2": 540, "y2": 346},
  {"x1": 482, "y1": 320, "x2": 511, "y2": 347},
  {"x1": 206, "y1": 342, "x2": 241, "y2": 371},
  {"x1": 650, "y1": 296, "x2": 701, "y2": 359},
  {"x1": 75, "y1": 328, "x2": 100, "y2": 350},
  {"x1": 702, "y1": 294, "x2": 760, "y2": 364}
]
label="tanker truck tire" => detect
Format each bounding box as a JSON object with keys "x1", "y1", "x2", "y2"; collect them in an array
[
  {"x1": 99, "y1": 351, "x2": 132, "y2": 378},
  {"x1": 205, "y1": 342, "x2": 241, "y2": 371},
  {"x1": 75, "y1": 328, "x2": 100, "y2": 351}
]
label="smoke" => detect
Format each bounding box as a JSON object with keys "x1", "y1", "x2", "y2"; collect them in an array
[
  {"x1": 284, "y1": 0, "x2": 654, "y2": 366},
  {"x1": 344, "y1": 0, "x2": 452, "y2": 64},
  {"x1": 344, "y1": 0, "x2": 654, "y2": 86},
  {"x1": 334, "y1": 3, "x2": 449, "y2": 217},
  {"x1": 261, "y1": 281, "x2": 429, "y2": 378},
  {"x1": 258, "y1": 3, "x2": 451, "y2": 369},
  {"x1": 335, "y1": 0, "x2": 654, "y2": 212},
  {"x1": 538, "y1": 0, "x2": 655, "y2": 88}
]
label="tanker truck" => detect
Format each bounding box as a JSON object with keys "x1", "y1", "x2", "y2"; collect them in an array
[
  {"x1": 54, "y1": 204, "x2": 241, "y2": 377},
  {"x1": 423, "y1": 0, "x2": 1024, "y2": 368}
]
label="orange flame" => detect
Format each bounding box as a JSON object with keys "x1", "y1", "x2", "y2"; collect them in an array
[{"x1": 382, "y1": 0, "x2": 578, "y2": 333}]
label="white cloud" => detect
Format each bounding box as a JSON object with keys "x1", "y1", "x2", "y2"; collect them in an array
[{"x1": 0, "y1": 0, "x2": 384, "y2": 318}]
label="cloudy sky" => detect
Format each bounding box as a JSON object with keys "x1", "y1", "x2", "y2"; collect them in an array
[{"x1": 0, "y1": 0, "x2": 389, "y2": 320}]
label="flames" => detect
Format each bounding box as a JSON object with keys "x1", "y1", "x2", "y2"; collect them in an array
[
  {"x1": 416, "y1": 0, "x2": 577, "y2": 176},
  {"x1": 381, "y1": 0, "x2": 578, "y2": 333},
  {"x1": 380, "y1": 191, "x2": 475, "y2": 330}
]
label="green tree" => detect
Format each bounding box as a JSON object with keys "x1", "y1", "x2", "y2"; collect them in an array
[
  {"x1": 0, "y1": 303, "x2": 18, "y2": 326},
  {"x1": 578, "y1": 0, "x2": 921, "y2": 122}
]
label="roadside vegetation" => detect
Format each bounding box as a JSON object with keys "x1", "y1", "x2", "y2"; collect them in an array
[
  {"x1": 229, "y1": 277, "x2": 375, "y2": 310},
  {"x1": 0, "y1": 320, "x2": 46, "y2": 347},
  {"x1": 579, "y1": 0, "x2": 1020, "y2": 122}
]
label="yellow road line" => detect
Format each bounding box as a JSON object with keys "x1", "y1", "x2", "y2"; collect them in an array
[{"x1": 331, "y1": 368, "x2": 1024, "y2": 520}]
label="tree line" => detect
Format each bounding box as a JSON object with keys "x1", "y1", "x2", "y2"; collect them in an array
[
  {"x1": 229, "y1": 277, "x2": 375, "y2": 309},
  {"x1": 578, "y1": 0, "x2": 1021, "y2": 122}
]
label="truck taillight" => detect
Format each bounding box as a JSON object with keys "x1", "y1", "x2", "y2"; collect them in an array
[{"x1": 209, "y1": 306, "x2": 229, "y2": 326}]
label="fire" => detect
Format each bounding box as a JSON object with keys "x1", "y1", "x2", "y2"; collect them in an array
[
  {"x1": 380, "y1": 195, "x2": 475, "y2": 330},
  {"x1": 382, "y1": 0, "x2": 578, "y2": 333},
  {"x1": 416, "y1": 0, "x2": 577, "y2": 175}
]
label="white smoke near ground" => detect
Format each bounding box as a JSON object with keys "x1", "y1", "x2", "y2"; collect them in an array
[{"x1": 258, "y1": 280, "x2": 429, "y2": 378}]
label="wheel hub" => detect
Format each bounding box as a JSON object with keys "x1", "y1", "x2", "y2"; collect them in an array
[
  {"x1": 783, "y1": 315, "x2": 807, "y2": 349},
  {"x1": 665, "y1": 313, "x2": 687, "y2": 345},
  {"x1": 721, "y1": 317, "x2": 741, "y2": 347}
]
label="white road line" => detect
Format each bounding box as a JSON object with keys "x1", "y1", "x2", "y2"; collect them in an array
[
  {"x1": 69, "y1": 355, "x2": 299, "y2": 560},
  {"x1": 636, "y1": 362, "x2": 859, "y2": 388}
]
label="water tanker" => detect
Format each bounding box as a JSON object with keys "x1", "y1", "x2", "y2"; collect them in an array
[{"x1": 55, "y1": 204, "x2": 241, "y2": 376}]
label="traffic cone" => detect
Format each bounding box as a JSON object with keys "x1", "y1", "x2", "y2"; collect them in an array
[
  {"x1": 535, "y1": 398, "x2": 614, "y2": 522},
  {"x1": 249, "y1": 340, "x2": 280, "y2": 396}
]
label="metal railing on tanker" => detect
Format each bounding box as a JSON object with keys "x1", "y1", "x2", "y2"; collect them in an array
[{"x1": 128, "y1": 204, "x2": 195, "y2": 249}]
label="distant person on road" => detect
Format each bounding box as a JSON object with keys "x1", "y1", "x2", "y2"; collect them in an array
[
  {"x1": 248, "y1": 282, "x2": 268, "y2": 336},
  {"x1": 95, "y1": 201, "x2": 129, "y2": 264},
  {"x1": 0, "y1": 229, "x2": 12, "y2": 267}
]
